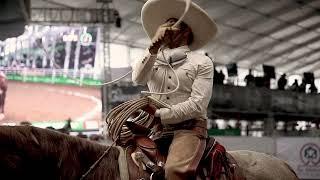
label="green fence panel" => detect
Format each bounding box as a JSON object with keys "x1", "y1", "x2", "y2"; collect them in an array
[
  {"x1": 32, "y1": 121, "x2": 84, "y2": 131},
  {"x1": 208, "y1": 128, "x2": 241, "y2": 136},
  {"x1": 7, "y1": 74, "x2": 101, "y2": 86}
]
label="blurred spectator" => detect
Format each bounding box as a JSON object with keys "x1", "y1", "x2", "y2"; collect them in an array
[
  {"x1": 298, "y1": 127, "x2": 303, "y2": 136},
  {"x1": 46, "y1": 126, "x2": 56, "y2": 130},
  {"x1": 213, "y1": 67, "x2": 218, "y2": 84},
  {"x1": 289, "y1": 79, "x2": 299, "y2": 92},
  {"x1": 306, "y1": 123, "x2": 311, "y2": 131},
  {"x1": 10, "y1": 57, "x2": 18, "y2": 68},
  {"x1": 217, "y1": 70, "x2": 225, "y2": 84},
  {"x1": 77, "y1": 132, "x2": 88, "y2": 139},
  {"x1": 244, "y1": 69, "x2": 255, "y2": 87},
  {"x1": 89, "y1": 134, "x2": 104, "y2": 142},
  {"x1": 263, "y1": 76, "x2": 271, "y2": 89},
  {"x1": 214, "y1": 68, "x2": 225, "y2": 84},
  {"x1": 309, "y1": 83, "x2": 318, "y2": 94},
  {"x1": 62, "y1": 118, "x2": 72, "y2": 130},
  {"x1": 254, "y1": 77, "x2": 264, "y2": 87},
  {"x1": 277, "y1": 74, "x2": 287, "y2": 90},
  {"x1": 298, "y1": 79, "x2": 307, "y2": 93},
  {"x1": 20, "y1": 121, "x2": 32, "y2": 126},
  {"x1": 56, "y1": 118, "x2": 72, "y2": 134},
  {"x1": 235, "y1": 120, "x2": 241, "y2": 130},
  {"x1": 246, "y1": 124, "x2": 249, "y2": 136},
  {"x1": 35, "y1": 56, "x2": 42, "y2": 68},
  {"x1": 291, "y1": 122, "x2": 298, "y2": 132},
  {"x1": 226, "y1": 124, "x2": 233, "y2": 129},
  {"x1": 211, "y1": 121, "x2": 218, "y2": 129},
  {"x1": 283, "y1": 121, "x2": 288, "y2": 134}
]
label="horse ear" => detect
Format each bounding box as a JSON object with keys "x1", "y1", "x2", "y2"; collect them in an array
[{"x1": 125, "y1": 121, "x2": 151, "y2": 136}]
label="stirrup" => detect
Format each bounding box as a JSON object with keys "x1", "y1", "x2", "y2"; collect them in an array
[
  {"x1": 150, "y1": 169, "x2": 165, "y2": 180},
  {"x1": 132, "y1": 150, "x2": 164, "y2": 173}
]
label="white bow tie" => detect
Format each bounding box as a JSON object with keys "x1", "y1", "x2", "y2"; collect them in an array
[{"x1": 156, "y1": 46, "x2": 190, "y2": 66}]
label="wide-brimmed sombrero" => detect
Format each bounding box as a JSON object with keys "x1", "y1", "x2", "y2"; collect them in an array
[{"x1": 141, "y1": 0, "x2": 218, "y2": 50}]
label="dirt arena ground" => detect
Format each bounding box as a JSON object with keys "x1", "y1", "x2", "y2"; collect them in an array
[{"x1": 1, "y1": 81, "x2": 101, "y2": 124}]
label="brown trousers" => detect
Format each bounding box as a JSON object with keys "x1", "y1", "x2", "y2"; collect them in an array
[{"x1": 164, "y1": 121, "x2": 207, "y2": 180}]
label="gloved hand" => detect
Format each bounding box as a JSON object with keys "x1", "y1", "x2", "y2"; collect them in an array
[
  {"x1": 149, "y1": 24, "x2": 180, "y2": 55},
  {"x1": 142, "y1": 104, "x2": 162, "y2": 129},
  {"x1": 142, "y1": 104, "x2": 158, "y2": 116}
]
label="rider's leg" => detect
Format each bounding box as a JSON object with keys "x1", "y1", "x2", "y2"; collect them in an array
[{"x1": 164, "y1": 128, "x2": 206, "y2": 180}]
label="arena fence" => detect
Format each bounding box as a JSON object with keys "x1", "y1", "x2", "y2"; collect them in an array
[{"x1": 2, "y1": 68, "x2": 102, "y2": 86}]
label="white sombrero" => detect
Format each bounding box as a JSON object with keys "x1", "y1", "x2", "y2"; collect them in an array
[{"x1": 141, "y1": 0, "x2": 218, "y2": 50}]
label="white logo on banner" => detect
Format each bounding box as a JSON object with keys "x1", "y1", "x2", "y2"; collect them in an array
[
  {"x1": 80, "y1": 33, "x2": 92, "y2": 46},
  {"x1": 298, "y1": 143, "x2": 320, "y2": 176},
  {"x1": 62, "y1": 32, "x2": 93, "y2": 46}
]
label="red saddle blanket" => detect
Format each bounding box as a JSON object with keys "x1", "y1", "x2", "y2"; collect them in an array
[
  {"x1": 204, "y1": 141, "x2": 243, "y2": 180},
  {"x1": 125, "y1": 136, "x2": 245, "y2": 180}
]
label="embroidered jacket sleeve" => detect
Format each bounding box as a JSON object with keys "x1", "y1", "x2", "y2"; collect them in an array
[
  {"x1": 132, "y1": 50, "x2": 157, "y2": 85},
  {"x1": 159, "y1": 56, "x2": 213, "y2": 125}
]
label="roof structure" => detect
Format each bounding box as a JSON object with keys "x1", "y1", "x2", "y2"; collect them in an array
[{"x1": 17, "y1": 0, "x2": 320, "y2": 77}]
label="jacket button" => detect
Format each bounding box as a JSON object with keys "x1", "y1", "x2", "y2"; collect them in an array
[
  {"x1": 166, "y1": 97, "x2": 170, "y2": 100},
  {"x1": 167, "y1": 86, "x2": 170, "y2": 90},
  {"x1": 168, "y1": 76, "x2": 172, "y2": 79}
]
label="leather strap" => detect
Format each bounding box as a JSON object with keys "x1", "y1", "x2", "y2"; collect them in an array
[
  {"x1": 116, "y1": 146, "x2": 130, "y2": 180},
  {"x1": 163, "y1": 119, "x2": 207, "y2": 131}
]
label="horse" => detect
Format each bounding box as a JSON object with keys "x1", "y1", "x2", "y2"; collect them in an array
[{"x1": 0, "y1": 126, "x2": 299, "y2": 180}]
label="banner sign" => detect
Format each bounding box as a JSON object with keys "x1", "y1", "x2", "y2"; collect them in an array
[{"x1": 276, "y1": 138, "x2": 320, "y2": 179}]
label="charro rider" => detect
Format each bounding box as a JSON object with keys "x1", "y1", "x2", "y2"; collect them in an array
[{"x1": 132, "y1": 0, "x2": 217, "y2": 179}]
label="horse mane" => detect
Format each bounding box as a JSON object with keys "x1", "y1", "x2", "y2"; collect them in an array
[{"x1": 0, "y1": 126, "x2": 120, "y2": 180}]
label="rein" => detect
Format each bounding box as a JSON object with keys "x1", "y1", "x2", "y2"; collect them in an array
[{"x1": 79, "y1": 139, "x2": 117, "y2": 180}]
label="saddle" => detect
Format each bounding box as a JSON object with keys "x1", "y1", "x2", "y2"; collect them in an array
[{"x1": 124, "y1": 121, "x2": 246, "y2": 180}]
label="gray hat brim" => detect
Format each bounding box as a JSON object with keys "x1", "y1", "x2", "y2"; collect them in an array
[{"x1": 141, "y1": 0, "x2": 218, "y2": 50}]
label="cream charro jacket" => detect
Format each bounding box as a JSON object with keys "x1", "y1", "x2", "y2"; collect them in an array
[{"x1": 132, "y1": 46, "x2": 213, "y2": 125}]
